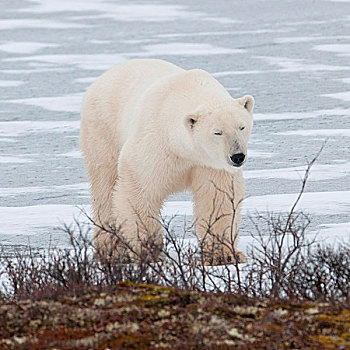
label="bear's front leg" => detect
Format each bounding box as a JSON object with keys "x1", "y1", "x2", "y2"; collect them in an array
[
  {"x1": 99, "y1": 160, "x2": 164, "y2": 262},
  {"x1": 191, "y1": 167, "x2": 247, "y2": 265}
]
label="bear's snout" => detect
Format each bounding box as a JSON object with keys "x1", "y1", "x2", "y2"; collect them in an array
[{"x1": 230, "y1": 153, "x2": 245, "y2": 166}]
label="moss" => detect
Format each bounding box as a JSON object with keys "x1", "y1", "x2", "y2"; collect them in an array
[{"x1": 1, "y1": 283, "x2": 349, "y2": 350}]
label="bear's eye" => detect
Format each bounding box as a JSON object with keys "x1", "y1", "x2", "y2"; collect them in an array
[
  {"x1": 214, "y1": 131, "x2": 223, "y2": 136},
  {"x1": 239, "y1": 126, "x2": 245, "y2": 131}
]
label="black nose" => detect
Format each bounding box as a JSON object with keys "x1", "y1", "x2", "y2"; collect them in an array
[{"x1": 230, "y1": 153, "x2": 245, "y2": 166}]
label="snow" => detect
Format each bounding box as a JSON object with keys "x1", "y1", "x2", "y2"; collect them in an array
[
  {"x1": 0, "y1": 183, "x2": 89, "y2": 197},
  {"x1": 0, "y1": 121, "x2": 80, "y2": 137},
  {"x1": 1, "y1": 0, "x2": 349, "y2": 255},
  {"x1": 244, "y1": 191, "x2": 350, "y2": 216},
  {"x1": 0, "y1": 205, "x2": 89, "y2": 235},
  {"x1": 137, "y1": 43, "x2": 244, "y2": 56},
  {"x1": 278, "y1": 129, "x2": 350, "y2": 137},
  {"x1": 58, "y1": 150, "x2": 83, "y2": 159},
  {"x1": 0, "y1": 42, "x2": 58, "y2": 54},
  {"x1": 254, "y1": 109, "x2": 350, "y2": 121},
  {"x1": 317, "y1": 222, "x2": 350, "y2": 243},
  {"x1": 248, "y1": 150, "x2": 273, "y2": 158},
  {"x1": 0, "y1": 80, "x2": 24, "y2": 87},
  {"x1": 322, "y1": 91, "x2": 350, "y2": 102},
  {"x1": 314, "y1": 44, "x2": 350, "y2": 56},
  {"x1": 5, "y1": 43, "x2": 243, "y2": 71},
  {"x1": 8, "y1": 93, "x2": 83, "y2": 113},
  {"x1": 255, "y1": 56, "x2": 350, "y2": 72},
  {"x1": 0, "y1": 19, "x2": 86, "y2": 30},
  {"x1": 5, "y1": 54, "x2": 126, "y2": 71},
  {"x1": 0, "y1": 156, "x2": 33, "y2": 164},
  {"x1": 274, "y1": 35, "x2": 350, "y2": 44},
  {"x1": 19, "y1": 0, "x2": 231, "y2": 24},
  {"x1": 244, "y1": 162, "x2": 350, "y2": 181},
  {"x1": 1, "y1": 191, "x2": 349, "y2": 235}
]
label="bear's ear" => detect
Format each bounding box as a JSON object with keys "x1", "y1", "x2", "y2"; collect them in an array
[
  {"x1": 185, "y1": 114, "x2": 198, "y2": 129},
  {"x1": 237, "y1": 95, "x2": 255, "y2": 113}
]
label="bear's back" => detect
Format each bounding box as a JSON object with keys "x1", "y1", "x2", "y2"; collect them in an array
[{"x1": 81, "y1": 59, "x2": 184, "y2": 148}]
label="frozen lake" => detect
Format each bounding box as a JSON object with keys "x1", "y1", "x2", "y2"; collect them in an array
[{"x1": 0, "y1": 0, "x2": 349, "y2": 251}]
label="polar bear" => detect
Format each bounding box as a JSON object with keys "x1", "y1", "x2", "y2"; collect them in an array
[{"x1": 80, "y1": 59, "x2": 254, "y2": 265}]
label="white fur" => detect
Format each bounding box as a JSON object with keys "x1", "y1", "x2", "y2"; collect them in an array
[{"x1": 80, "y1": 59, "x2": 254, "y2": 263}]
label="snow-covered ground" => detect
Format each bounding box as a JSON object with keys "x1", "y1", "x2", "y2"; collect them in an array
[{"x1": 0, "y1": 0, "x2": 349, "y2": 252}]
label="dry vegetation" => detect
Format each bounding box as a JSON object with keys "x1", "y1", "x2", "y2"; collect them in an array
[{"x1": 0, "y1": 147, "x2": 349, "y2": 349}]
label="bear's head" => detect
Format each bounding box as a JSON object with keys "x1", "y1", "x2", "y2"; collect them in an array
[{"x1": 184, "y1": 95, "x2": 254, "y2": 173}]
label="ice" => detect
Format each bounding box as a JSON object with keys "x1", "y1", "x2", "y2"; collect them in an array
[
  {"x1": 274, "y1": 35, "x2": 350, "y2": 44},
  {"x1": 138, "y1": 43, "x2": 244, "y2": 56},
  {"x1": 314, "y1": 44, "x2": 350, "y2": 56},
  {"x1": 0, "y1": 42, "x2": 58, "y2": 54},
  {"x1": 212, "y1": 70, "x2": 265, "y2": 77},
  {"x1": 247, "y1": 150, "x2": 273, "y2": 158},
  {"x1": 5, "y1": 54, "x2": 127, "y2": 70},
  {"x1": 317, "y1": 222, "x2": 350, "y2": 243},
  {"x1": 0, "y1": 156, "x2": 33, "y2": 164},
  {"x1": 0, "y1": 205, "x2": 90, "y2": 235},
  {"x1": 322, "y1": 91, "x2": 350, "y2": 102},
  {"x1": 0, "y1": 121, "x2": 80, "y2": 137},
  {"x1": 0, "y1": 183, "x2": 88, "y2": 197},
  {"x1": 5, "y1": 43, "x2": 243, "y2": 71},
  {"x1": 74, "y1": 77, "x2": 98, "y2": 84},
  {"x1": 254, "y1": 109, "x2": 350, "y2": 121},
  {"x1": 256, "y1": 56, "x2": 350, "y2": 72},
  {"x1": 245, "y1": 162, "x2": 350, "y2": 181},
  {"x1": 8, "y1": 93, "x2": 83, "y2": 113},
  {"x1": 0, "y1": 80, "x2": 23, "y2": 87},
  {"x1": 19, "y1": 0, "x2": 223, "y2": 23},
  {"x1": 1, "y1": 0, "x2": 349, "y2": 253},
  {"x1": 58, "y1": 150, "x2": 83, "y2": 159},
  {"x1": 278, "y1": 129, "x2": 350, "y2": 137},
  {"x1": 1, "y1": 191, "x2": 349, "y2": 236},
  {"x1": 158, "y1": 29, "x2": 291, "y2": 39},
  {"x1": 0, "y1": 19, "x2": 86, "y2": 30},
  {"x1": 339, "y1": 78, "x2": 350, "y2": 84},
  {"x1": 244, "y1": 191, "x2": 350, "y2": 216}
]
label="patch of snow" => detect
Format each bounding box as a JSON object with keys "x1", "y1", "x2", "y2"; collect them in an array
[
  {"x1": 244, "y1": 191, "x2": 350, "y2": 216},
  {"x1": 158, "y1": 29, "x2": 291, "y2": 38},
  {"x1": 0, "y1": 19, "x2": 87, "y2": 30},
  {"x1": 19, "y1": 1, "x2": 233, "y2": 24},
  {"x1": 5, "y1": 54, "x2": 126, "y2": 70},
  {"x1": 248, "y1": 150, "x2": 274, "y2": 158},
  {"x1": 58, "y1": 150, "x2": 83, "y2": 158},
  {"x1": 0, "y1": 183, "x2": 89, "y2": 197},
  {"x1": 74, "y1": 77, "x2": 98, "y2": 84},
  {"x1": 314, "y1": 44, "x2": 350, "y2": 56},
  {"x1": 7, "y1": 93, "x2": 83, "y2": 112},
  {"x1": 316, "y1": 222, "x2": 350, "y2": 244},
  {"x1": 0, "y1": 41, "x2": 58, "y2": 54},
  {"x1": 212, "y1": 70, "x2": 265, "y2": 77},
  {"x1": 0, "y1": 121, "x2": 80, "y2": 137},
  {"x1": 90, "y1": 39, "x2": 111, "y2": 44},
  {"x1": 256, "y1": 56, "x2": 350, "y2": 72},
  {"x1": 274, "y1": 35, "x2": 350, "y2": 44},
  {"x1": 277, "y1": 129, "x2": 350, "y2": 137},
  {"x1": 0, "y1": 80, "x2": 24, "y2": 87},
  {"x1": 322, "y1": 91, "x2": 350, "y2": 102},
  {"x1": 0, "y1": 204, "x2": 90, "y2": 235},
  {"x1": 339, "y1": 78, "x2": 350, "y2": 84},
  {"x1": 244, "y1": 162, "x2": 350, "y2": 181},
  {"x1": 0, "y1": 156, "x2": 33, "y2": 164},
  {"x1": 137, "y1": 43, "x2": 244, "y2": 56},
  {"x1": 254, "y1": 109, "x2": 350, "y2": 121}
]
